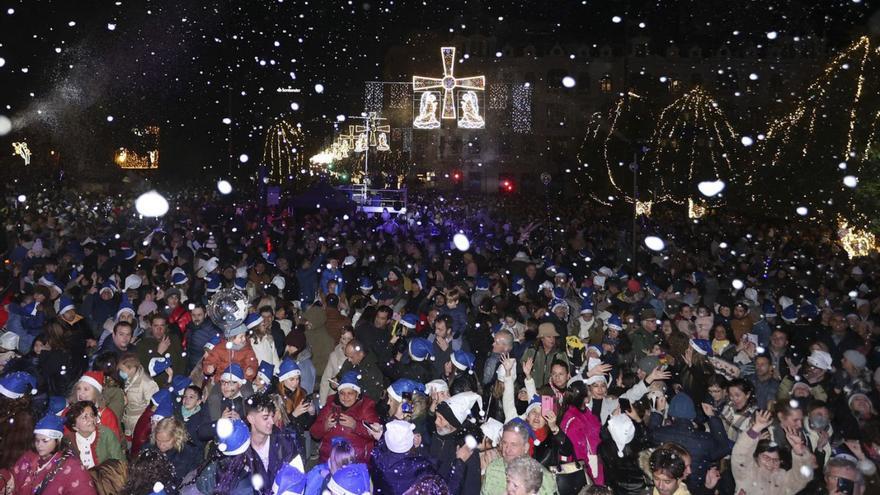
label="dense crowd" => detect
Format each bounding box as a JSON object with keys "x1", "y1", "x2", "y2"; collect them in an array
[{"x1": 0, "y1": 186, "x2": 878, "y2": 495}]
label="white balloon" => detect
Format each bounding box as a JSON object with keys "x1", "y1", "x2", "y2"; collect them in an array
[
  {"x1": 697, "y1": 180, "x2": 725, "y2": 197},
  {"x1": 644, "y1": 236, "x2": 665, "y2": 251},
  {"x1": 843, "y1": 175, "x2": 858, "y2": 188},
  {"x1": 217, "y1": 180, "x2": 233, "y2": 195},
  {"x1": 453, "y1": 233, "x2": 470, "y2": 251},
  {"x1": 796, "y1": 206, "x2": 808, "y2": 216},
  {"x1": 732, "y1": 279, "x2": 744, "y2": 290},
  {"x1": 135, "y1": 190, "x2": 169, "y2": 217},
  {"x1": 562, "y1": 76, "x2": 576, "y2": 88}
]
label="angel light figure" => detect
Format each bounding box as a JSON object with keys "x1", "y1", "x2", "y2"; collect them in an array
[
  {"x1": 413, "y1": 92, "x2": 441, "y2": 129},
  {"x1": 458, "y1": 91, "x2": 485, "y2": 129}
]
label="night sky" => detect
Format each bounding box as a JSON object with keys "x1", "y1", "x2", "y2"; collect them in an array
[{"x1": 0, "y1": 0, "x2": 876, "y2": 178}]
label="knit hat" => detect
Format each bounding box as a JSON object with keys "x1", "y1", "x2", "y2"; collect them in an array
[
  {"x1": 480, "y1": 418, "x2": 504, "y2": 447},
  {"x1": 204, "y1": 334, "x2": 221, "y2": 350},
  {"x1": 848, "y1": 392, "x2": 872, "y2": 410},
  {"x1": 668, "y1": 393, "x2": 697, "y2": 420},
  {"x1": 57, "y1": 296, "x2": 75, "y2": 315},
  {"x1": 216, "y1": 418, "x2": 251, "y2": 456},
  {"x1": 120, "y1": 248, "x2": 136, "y2": 261},
  {"x1": 690, "y1": 338, "x2": 712, "y2": 356},
  {"x1": 843, "y1": 350, "x2": 867, "y2": 369},
  {"x1": 451, "y1": 350, "x2": 476, "y2": 373},
  {"x1": 639, "y1": 308, "x2": 657, "y2": 321},
  {"x1": 148, "y1": 357, "x2": 170, "y2": 377},
  {"x1": 384, "y1": 419, "x2": 416, "y2": 454},
  {"x1": 79, "y1": 371, "x2": 105, "y2": 393},
  {"x1": 151, "y1": 389, "x2": 171, "y2": 407},
  {"x1": 164, "y1": 287, "x2": 181, "y2": 300},
  {"x1": 387, "y1": 379, "x2": 426, "y2": 402},
  {"x1": 327, "y1": 463, "x2": 371, "y2": 495},
  {"x1": 257, "y1": 361, "x2": 275, "y2": 385},
  {"x1": 34, "y1": 414, "x2": 65, "y2": 440},
  {"x1": 116, "y1": 294, "x2": 136, "y2": 319},
  {"x1": 791, "y1": 381, "x2": 812, "y2": 395},
  {"x1": 607, "y1": 413, "x2": 635, "y2": 457},
  {"x1": 436, "y1": 391, "x2": 483, "y2": 429},
  {"x1": 224, "y1": 323, "x2": 248, "y2": 339},
  {"x1": 272, "y1": 463, "x2": 306, "y2": 495},
  {"x1": 637, "y1": 356, "x2": 660, "y2": 375},
  {"x1": 278, "y1": 358, "x2": 301, "y2": 382},
  {"x1": 337, "y1": 370, "x2": 361, "y2": 394},
  {"x1": 220, "y1": 364, "x2": 247, "y2": 384},
  {"x1": 408, "y1": 338, "x2": 434, "y2": 362},
  {"x1": 399, "y1": 313, "x2": 419, "y2": 329},
  {"x1": 807, "y1": 350, "x2": 834, "y2": 371},
  {"x1": 606, "y1": 314, "x2": 623, "y2": 331},
  {"x1": 244, "y1": 313, "x2": 262, "y2": 330},
  {"x1": 579, "y1": 297, "x2": 595, "y2": 314},
  {"x1": 424, "y1": 379, "x2": 448, "y2": 395}
]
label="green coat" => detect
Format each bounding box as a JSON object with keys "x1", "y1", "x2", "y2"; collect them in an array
[
  {"x1": 522, "y1": 346, "x2": 569, "y2": 388},
  {"x1": 628, "y1": 327, "x2": 658, "y2": 360},
  {"x1": 481, "y1": 457, "x2": 558, "y2": 495},
  {"x1": 102, "y1": 380, "x2": 126, "y2": 425},
  {"x1": 64, "y1": 425, "x2": 125, "y2": 466}
]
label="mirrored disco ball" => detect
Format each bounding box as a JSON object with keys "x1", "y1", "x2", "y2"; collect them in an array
[{"x1": 207, "y1": 288, "x2": 248, "y2": 331}]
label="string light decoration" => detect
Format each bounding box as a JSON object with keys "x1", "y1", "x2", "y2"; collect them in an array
[
  {"x1": 12, "y1": 142, "x2": 31, "y2": 166},
  {"x1": 262, "y1": 119, "x2": 304, "y2": 182},
  {"x1": 389, "y1": 84, "x2": 410, "y2": 109},
  {"x1": 114, "y1": 126, "x2": 160, "y2": 169},
  {"x1": 688, "y1": 198, "x2": 708, "y2": 219},
  {"x1": 511, "y1": 83, "x2": 532, "y2": 134},
  {"x1": 413, "y1": 46, "x2": 485, "y2": 125},
  {"x1": 489, "y1": 84, "x2": 509, "y2": 110},
  {"x1": 838, "y1": 218, "x2": 877, "y2": 258},
  {"x1": 635, "y1": 200, "x2": 653, "y2": 217},
  {"x1": 644, "y1": 87, "x2": 739, "y2": 204},
  {"x1": 365, "y1": 82, "x2": 384, "y2": 113},
  {"x1": 354, "y1": 112, "x2": 391, "y2": 151},
  {"x1": 756, "y1": 36, "x2": 880, "y2": 222}
]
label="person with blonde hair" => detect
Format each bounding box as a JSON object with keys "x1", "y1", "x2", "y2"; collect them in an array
[
  {"x1": 146, "y1": 417, "x2": 200, "y2": 485},
  {"x1": 88, "y1": 459, "x2": 128, "y2": 495}
]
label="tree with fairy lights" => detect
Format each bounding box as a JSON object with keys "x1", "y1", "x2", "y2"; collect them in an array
[
  {"x1": 642, "y1": 87, "x2": 741, "y2": 205},
  {"x1": 755, "y1": 36, "x2": 880, "y2": 224},
  {"x1": 262, "y1": 119, "x2": 305, "y2": 183}
]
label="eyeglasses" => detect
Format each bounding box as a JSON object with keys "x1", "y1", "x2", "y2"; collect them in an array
[{"x1": 759, "y1": 454, "x2": 781, "y2": 464}]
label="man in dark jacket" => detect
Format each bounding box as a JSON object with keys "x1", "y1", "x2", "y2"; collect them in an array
[
  {"x1": 370, "y1": 420, "x2": 438, "y2": 495},
  {"x1": 648, "y1": 392, "x2": 730, "y2": 493},
  {"x1": 244, "y1": 393, "x2": 304, "y2": 492},
  {"x1": 428, "y1": 393, "x2": 482, "y2": 495},
  {"x1": 184, "y1": 303, "x2": 219, "y2": 373},
  {"x1": 335, "y1": 339, "x2": 387, "y2": 403}
]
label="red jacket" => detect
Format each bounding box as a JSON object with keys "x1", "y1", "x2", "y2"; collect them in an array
[
  {"x1": 309, "y1": 394, "x2": 379, "y2": 464},
  {"x1": 130, "y1": 405, "x2": 154, "y2": 458},
  {"x1": 168, "y1": 305, "x2": 193, "y2": 337}
]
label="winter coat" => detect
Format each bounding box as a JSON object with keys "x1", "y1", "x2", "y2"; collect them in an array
[
  {"x1": 521, "y1": 344, "x2": 569, "y2": 388},
  {"x1": 599, "y1": 419, "x2": 650, "y2": 495},
  {"x1": 371, "y1": 441, "x2": 438, "y2": 495},
  {"x1": 428, "y1": 430, "x2": 481, "y2": 495},
  {"x1": 102, "y1": 379, "x2": 126, "y2": 430},
  {"x1": 58, "y1": 315, "x2": 91, "y2": 378},
  {"x1": 64, "y1": 425, "x2": 125, "y2": 468},
  {"x1": 250, "y1": 333, "x2": 281, "y2": 372},
  {"x1": 324, "y1": 307, "x2": 350, "y2": 344},
  {"x1": 304, "y1": 305, "x2": 335, "y2": 374},
  {"x1": 122, "y1": 368, "x2": 159, "y2": 436},
  {"x1": 731, "y1": 429, "x2": 811, "y2": 494},
  {"x1": 647, "y1": 415, "x2": 730, "y2": 492},
  {"x1": 335, "y1": 353, "x2": 387, "y2": 404},
  {"x1": 243, "y1": 426, "x2": 303, "y2": 493},
  {"x1": 438, "y1": 304, "x2": 467, "y2": 338},
  {"x1": 534, "y1": 427, "x2": 576, "y2": 469},
  {"x1": 201, "y1": 339, "x2": 259, "y2": 383},
  {"x1": 178, "y1": 402, "x2": 212, "y2": 451},
  {"x1": 560, "y1": 405, "x2": 604, "y2": 485},
  {"x1": 12, "y1": 450, "x2": 97, "y2": 495},
  {"x1": 185, "y1": 319, "x2": 220, "y2": 373},
  {"x1": 309, "y1": 394, "x2": 380, "y2": 464},
  {"x1": 481, "y1": 457, "x2": 558, "y2": 495},
  {"x1": 206, "y1": 383, "x2": 255, "y2": 422},
  {"x1": 319, "y1": 344, "x2": 347, "y2": 407}
]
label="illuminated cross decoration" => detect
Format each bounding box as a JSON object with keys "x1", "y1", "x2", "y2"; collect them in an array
[
  {"x1": 339, "y1": 126, "x2": 357, "y2": 148},
  {"x1": 413, "y1": 47, "x2": 485, "y2": 120},
  {"x1": 354, "y1": 112, "x2": 390, "y2": 149},
  {"x1": 12, "y1": 142, "x2": 31, "y2": 166}
]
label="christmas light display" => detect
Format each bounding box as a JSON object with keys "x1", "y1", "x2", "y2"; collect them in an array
[
  {"x1": 413, "y1": 46, "x2": 485, "y2": 122},
  {"x1": 114, "y1": 126, "x2": 161, "y2": 169},
  {"x1": 389, "y1": 84, "x2": 411, "y2": 109},
  {"x1": 457, "y1": 91, "x2": 485, "y2": 129},
  {"x1": 635, "y1": 200, "x2": 653, "y2": 217},
  {"x1": 12, "y1": 142, "x2": 31, "y2": 166},
  {"x1": 354, "y1": 112, "x2": 391, "y2": 150},
  {"x1": 488, "y1": 83, "x2": 509, "y2": 110},
  {"x1": 365, "y1": 82, "x2": 384, "y2": 113},
  {"x1": 838, "y1": 218, "x2": 877, "y2": 258},
  {"x1": 511, "y1": 83, "x2": 532, "y2": 134},
  {"x1": 756, "y1": 36, "x2": 880, "y2": 222},
  {"x1": 262, "y1": 119, "x2": 304, "y2": 182},
  {"x1": 688, "y1": 198, "x2": 708, "y2": 219},
  {"x1": 413, "y1": 91, "x2": 442, "y2": 129}
]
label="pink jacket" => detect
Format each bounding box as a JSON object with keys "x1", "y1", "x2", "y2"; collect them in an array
[{"x1": 560, "y1": 406, "x2": 604, "y2": 485}]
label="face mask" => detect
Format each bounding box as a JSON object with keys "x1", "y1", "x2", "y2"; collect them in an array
[
  {"x1": 230, "y1": 342, "x2": 245, "y2": 351},
  {"x1": 809, "y1": 415, "x2": 829, "y2": 430},
  {"x1": 118, "y1": 371, "x2": 128, "y2": 381}
]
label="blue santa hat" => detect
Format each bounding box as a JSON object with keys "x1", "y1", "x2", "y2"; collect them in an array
[
  {"x1": 171, "y1": 375, "x2": 192, "y2": 395},
  {"x1": 781, "y1": 304, "x2": 798, "y2": 323},
  {"x1": 408, "y1": 337, "x2": 434, "y2": 362},
  {"x1": 579, "y1": 286, "x2": 594, "y2": 300},
  {"x1": 386, "y1": 378, "x2": 426, "y2": 402},
  {"x1": 762, "y1": 299, "x2": 778, "y2": 318},
  {"x1": 799, "y1": 299, "x2": 819, "y2": 320},
  {"x1": 524, "y1": 394, "x2": 543, "y2": 417},
  {"x1": 203, "y1": 334, "x2": 221, "y2": 351},
  {"x1": 57, "y1": 296, "x2": 75, "y2": 315},
  {"x1": 606, "y1": 314, "x2": 623, "y2": 331},
  {"x1": 262, "y1": 252, "x2": 277, "y2": 266},
  {"x1": 399, "y1": 313, "x2": 419, "y2": 329},
  {"x1": 451, "y1": 350, "x2": 476, "y2": 373},
  {"x1": 47, "y1": 396, "x2": 67, "y2": 415},
  {"x1": 475, "y1": 277, "x2": 490, "y2": 291},
  {"x1": 116, "y1": 294, "x2": 136, "y2": 319},
  {"x1": 205, "y1": 274, "x2": 222, "y2": 293},
  {"x1": 555, "y1": 267, "x2": 570, "y2": 279},
  {"x1": 579, "y1": 298, "x2": 594, "y2": 315},
  {"x1": 278, "y1": 358, "x2": 301, "y2": 382},
  {"x1": 359, "y1": 277, "x2": 374, "y2": 292},
  {"x1": 120, "y1": 248, "x2": 136, "y2": 261},
  {"x1": 552, "y1": 287, "x2": 566, "y2": 300},
  {"x1": 272, "y1": 463, "x2": 306, "y2": 495},
  {"x1": 233, "y1": 277, "x2": 248, "y2": 290},
  {"x1": 152, "y1": 397, "x2": 173, "y2": 420},
  {"x1": 257, "y1": 361, "x2": 275, "y2": 385},
  {"x1": 549, "y1": 298, "x2": 567, "y2": 312},
  {"x1": 148, "y1": 357, "x2": 171, "y2": 377},
  {"x1": 160, "y1": 251, "x2": 173, "y2": 263},
  {"x1": 151, "y1": 482, "x2": 168, "y2": 495},
  {"x1": 507, "y1": 417, "x2": 537, "y2": 442},
  {"x1": 216, "y1": 418, "x2": 251, "y2": 456},
  {"x1": 337, "y1": 370, "x2": 361, "y2": 394},
  {"x1": 690, "y1": 338, "x2": 713, "y2": 357},
  {"x1": 171, "y1": 272, "x2": 189, "y2": 286},
  {"x1": 151, "y1": 389, "x2": 171, "y2": 407},
  {"x1": 38, "y1": 273, "x2": 62, "y2": 294},
  {"x1": 327, "y1": 464, "x2": 372, "y2": 495},
  {"x1": 221, "y1": 364, "x2": 247, "y2": 384},
  {"x1": 34, "y1": 414, "x2": 65, "y2": 440},
  {"x1": 244, "y1": 312, "x2": 262, "y2": 330},
  {"x1": 511, "y1": 280, "x2": 525, "y2": 296},
  {"x1": 0, "y1": 371, "x2": 37, "y2": 399},
  {"x1": 99, "y1": 280, "x2": 117, "y2": 295}
]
